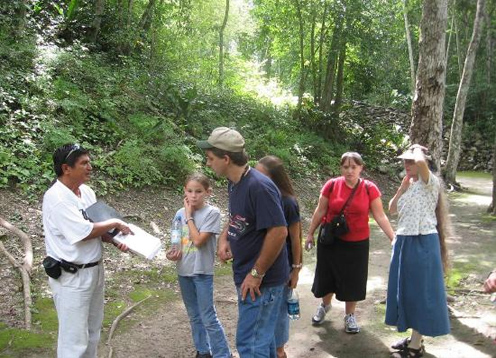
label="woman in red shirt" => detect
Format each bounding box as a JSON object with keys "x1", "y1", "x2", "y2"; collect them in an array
[{"x1": 305, "y1": 152, "x2": 395, "y2": 333}]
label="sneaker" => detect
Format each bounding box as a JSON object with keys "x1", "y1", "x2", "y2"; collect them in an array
[
  {"x1": 344, "y1": 313, "x2": 360, "y2": 334},
  {"x1": 311, "y1": 302, "x2": 331, "y2": 325}
]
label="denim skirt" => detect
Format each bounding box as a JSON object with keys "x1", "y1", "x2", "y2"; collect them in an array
[{"x1": 385, "y1": 234, "x2": 450, "y2": 336}]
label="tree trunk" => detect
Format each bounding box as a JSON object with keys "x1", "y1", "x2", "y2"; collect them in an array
[
  {"x1": 91, "y1": 0, "x2": 106, "y2": 43},
  {"x1": 127, "y1": 0, "x2": 134, "y2": 29},
  {"x1": 320, "y1": 18, "x2": 342, "y2": 113},
  {"x1": 139, "y1": 0, "x2": 156, "y2": 33},
  {"x1": 454, "y1": 14, "x2": 463, "y2": 80},
  {"x1": 316, "y1": 2, "x2": 329, "y2": 106},
  {"x1": 490, "y1": 135, "x2": 496, "y2": 214},
  {"x1": 218, "y1": 0, "x2": 230, "y2": 86},
  {"x1": 403, "y1": 0, "x2": 416, "y2": 96},
  {"x1": 14, "y1": 0, "x2": 28, "y2": 37},
  {"x1": 445, "y1": 0, "x2": 486, "y2": 185},
  {"x1": 310, "y1": 9, "x2": 317, "y2": 101},
  {"x1": 293, "y1": 0, "x2": 306, "y2": 114},
  {"x1": 333, "y1": 42, "x2": 346, "y2": 112},
  {"x1": 410, "y1": 0, "x2": 448, "y2": 171}
]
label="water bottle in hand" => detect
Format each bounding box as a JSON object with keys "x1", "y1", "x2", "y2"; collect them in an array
[
  {"x1": 171, "y1": 215, "x2": 182, "y2": 251},
  {"x1": 287, "y1": 289, "x2": 300, "y2": 320}
]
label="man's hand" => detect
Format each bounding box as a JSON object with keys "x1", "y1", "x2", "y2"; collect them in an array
[
  {"x1": 217, "y1": 229, "x2": 232, "y2": 263},
  {"x1": 484, "y1": 271, "x2": 496, "y2": 293},
  {"x1": 241, "y1": 273, "x2": 262, "y2": 301}
]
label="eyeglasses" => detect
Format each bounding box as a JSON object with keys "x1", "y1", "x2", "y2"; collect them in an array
[{"x1": 64, "y1": 144, "x2": 81, "y2": 163}]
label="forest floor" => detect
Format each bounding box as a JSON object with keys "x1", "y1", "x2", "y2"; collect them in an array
[{"x1": 1, "y1": 172, "x2": 496, "y2": 358}]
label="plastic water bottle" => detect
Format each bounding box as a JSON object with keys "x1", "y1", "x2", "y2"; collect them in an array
[
  {"x1": 170, "y1": 215, "x2": 182, "y2": 251},
  {"x1": 287, "y1": 289, "x2": 300, "y2": 320}
]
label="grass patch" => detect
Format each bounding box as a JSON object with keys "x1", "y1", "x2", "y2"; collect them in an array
[
  {"x1": 0, "y1": 327, "x2": 53, "y2": 353},
  {"x1": 445, "y1": 261, "x2": 478, "y2": 291},
  {"x1": 457, "y1": 171, "x2": 492, "y2": 180},
  {"x1": 215, "y1": 262, "x2": 234, "y2": 276}
]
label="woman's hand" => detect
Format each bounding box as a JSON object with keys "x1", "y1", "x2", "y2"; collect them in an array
[
  {"x1": 399, "y1": 174, "x2": 411, "y2": 193},
  {"x1": 166, "y1": 248, "x2": 182, "y2": 261},
  {"x1": 305, "y1": 235, "x2": 315, "y2": 251}
]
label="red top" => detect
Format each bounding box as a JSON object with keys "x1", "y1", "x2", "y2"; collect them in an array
[{"x1": 320, "y1": 177, "x2": 380, "y2": 242}]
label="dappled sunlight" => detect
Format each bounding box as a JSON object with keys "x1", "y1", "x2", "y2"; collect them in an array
[
  {"x1": 367, "y1": 275, "x2": 386, "y2": 293},
  {"x1": 453, "y1": 194, "x2": 492, "y2": 206},
  {"x1": 298, "y1": 265, "x2": 315, "y2": 285}
]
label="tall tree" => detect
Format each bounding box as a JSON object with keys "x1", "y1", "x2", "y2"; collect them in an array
[
  {"x1": 90, "y1": 0, "x2": 106, "y2": 43},
  {"x1": 445, "y1": 0, "x2": 486, "y2": 185},
  {"x1": 218, "y1": 0, "x2": 229, "y2": 86},
  {"x1": 403, "y1": 0, "x2": 416, "y2": 95},
  {"x1": 293, "y1": 0, "x2": 306, "y2": 113},
  {"x1": 410, "y1": 0, "x2": 448, "y2": 170}
]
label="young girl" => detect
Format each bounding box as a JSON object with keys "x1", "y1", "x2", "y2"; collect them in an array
[
  {"x1": 255, "y1": 155, "x2": 302, "y2": 358},
  {"x1": 166, "y1": 173, "x2": 231, "y2": 358}
]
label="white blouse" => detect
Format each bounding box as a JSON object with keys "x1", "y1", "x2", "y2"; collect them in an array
[{"x1": 396, "y1": 172, "x2": 440, "y2": 236}]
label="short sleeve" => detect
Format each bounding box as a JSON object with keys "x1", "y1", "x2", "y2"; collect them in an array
[
  {"x1": 199, "y1": 207, "x2": 221, "y2": 234},
  {"x1": 365, "y1": 180, "x2": 381, "y2": 202},
  {"x1": 320, "y1": 179, "x2": 335, "y2": 199},
  {"x1": 49, "y1": 201, "x2": 93, "y2": 244}
]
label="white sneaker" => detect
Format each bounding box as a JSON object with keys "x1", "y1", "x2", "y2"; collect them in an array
[
  {"x1": 311, "y1": 303, "x2": 331, "y2": 325},
  {"x1": 344, "y1": 313, "x2": 360, "y2": 333}
]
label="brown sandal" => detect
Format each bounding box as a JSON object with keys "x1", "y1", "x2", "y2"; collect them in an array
[{"x1": 391, "y1": 347, "x2": 424, "y2": 358}]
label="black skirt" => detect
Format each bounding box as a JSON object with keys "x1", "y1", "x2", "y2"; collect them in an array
[{"x1": 311, "y1": 238, "x2": 369, "y2": 302}]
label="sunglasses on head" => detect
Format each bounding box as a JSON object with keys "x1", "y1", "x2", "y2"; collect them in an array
[{"x1": 64, "y1": 144, "x2": 81, "y2": 163}]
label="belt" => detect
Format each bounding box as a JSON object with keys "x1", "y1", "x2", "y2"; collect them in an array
[{"x1": 60, "y1": 260, "x2": 99, "y2": 273}]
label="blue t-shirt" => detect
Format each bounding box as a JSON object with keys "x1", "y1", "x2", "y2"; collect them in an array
[
  {"x1": 227, "y1": 168, "x2": 289, "y2": 287},
  {"x1": 282, "y1": 195, "x2": 301, "y2": 270}
]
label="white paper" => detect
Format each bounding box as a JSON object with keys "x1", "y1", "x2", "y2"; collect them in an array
[{"x1": 113, "y1": 224, "x2": 162, "y2": 260}]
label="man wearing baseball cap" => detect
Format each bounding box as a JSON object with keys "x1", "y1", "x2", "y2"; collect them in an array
[{"x1": 198, "y1": 127, "x2": 289, "y2": 358}]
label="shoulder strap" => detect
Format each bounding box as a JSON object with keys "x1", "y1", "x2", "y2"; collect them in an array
[{"x1": 338, "y1": 179, "x2": 361, "y2": 215}]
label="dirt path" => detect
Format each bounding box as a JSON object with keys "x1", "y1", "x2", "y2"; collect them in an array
[{"x1": 102, "y1": 174, "x2": 496, "y2": 358}]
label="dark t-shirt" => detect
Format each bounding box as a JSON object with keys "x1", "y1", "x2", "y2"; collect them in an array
[
  {"x1": 282, "y1": 195, "x2": 300, "y2": 270},
  {"x1": 228, "y1": 168, "x2": 289, "y2": 287}
]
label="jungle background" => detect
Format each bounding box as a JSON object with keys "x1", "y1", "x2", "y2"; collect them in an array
[{"x1": 0, "y1": 0, "x2": 496, "y2": 357}]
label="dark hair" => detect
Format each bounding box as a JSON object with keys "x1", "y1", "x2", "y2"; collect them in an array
[
  {"x1": 340, "y1": 152, "x2": 364, "y2": 166},
  {"x1": 209, "y1": 147, "x2": 249, "y2": 166},
  {"x1": 257, "y1": 155, "x2": 295, "y2": 197},
  {"x1": 53, "y1": 144, "x2": 89, "y2": 177},
  {"x1": 185, "y1": 172, "x2": 211, "y2": 190}
]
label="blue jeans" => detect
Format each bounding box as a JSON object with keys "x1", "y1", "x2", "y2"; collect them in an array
[
  {"x1": 236, "y1": 284, "x2": 285, "y2": 358},
  {"x1": 274, "y1": 285, "x2": 290, "y2": 348},
  {"x1": 178, "y1": 275, "x2": 231, "y2": 358}
]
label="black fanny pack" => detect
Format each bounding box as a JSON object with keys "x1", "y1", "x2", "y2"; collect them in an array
[
  {"x1": 43, "y1": 257, "x2": 99, "y2": 278},
  {"x1": 43, "y1": 256, "x2": 62, "y2": 279}
]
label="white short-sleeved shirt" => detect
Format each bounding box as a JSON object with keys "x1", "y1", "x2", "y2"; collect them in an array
[
  {"x1": 396, "y1": 172, "x2": 440, "y2": 236},
  {"x1": 42, "y1": 180, "x2": 100, "y2": 264}
]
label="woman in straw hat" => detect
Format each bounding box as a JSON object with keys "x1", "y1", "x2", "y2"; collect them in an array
[{"x1": 386, "y1": 144, "x2": 451, "y2": 358}]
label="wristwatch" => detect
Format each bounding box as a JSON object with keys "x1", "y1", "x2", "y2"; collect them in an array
[{"x1": 250, "y1": 268, "x2": 265, "y2": 279}]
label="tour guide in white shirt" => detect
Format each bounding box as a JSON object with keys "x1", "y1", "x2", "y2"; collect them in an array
[{"x1": 42, "y1": 144, "x2": 132, "y2": 358}]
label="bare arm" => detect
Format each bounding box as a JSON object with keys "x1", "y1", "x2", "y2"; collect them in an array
[
  {"x1": 217, "y1": 225, "x2": 232, "y2": 262},
  {"x1": 241, "y1": 225, "x2": 287, "y2": 301},
  {"x1": 83, "y1": 219, "x2": 132, "y2": 241},
  {"x1": 370, "y1": 197, "x2": 395, "y2": 242},
  {"x1": 305, "y1": 195, "x2": 329, "y2": 247},
  {"x1": 289, "y1": 220, "x2": 302, "y2": 288},
  {"x1": 389, "y1": 175, "x2": 410, "y2": 215},
  {"x1": 484, "y1": 271, "x2": 496, "y2": 293},
  {"x1": 186, "y1": 219, "x2": 212, "y2": 247}
]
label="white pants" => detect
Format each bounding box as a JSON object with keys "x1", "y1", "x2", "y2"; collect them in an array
[{"x1": 49, "y1": 264, "x2": 104, "y2": 358}]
